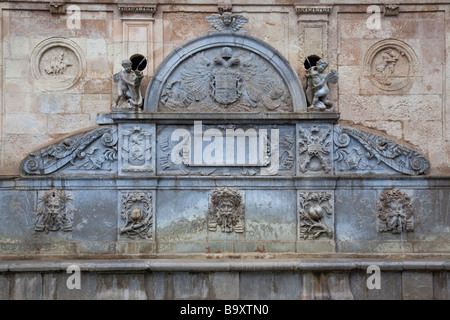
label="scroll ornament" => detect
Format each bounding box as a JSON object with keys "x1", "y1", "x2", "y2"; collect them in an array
[{"x1": 21, "y1": 126, "x2": 118, "y2": 175}]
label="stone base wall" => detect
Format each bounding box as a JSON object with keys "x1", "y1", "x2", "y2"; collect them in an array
[{"x1": 0, "y1": 259, "x2": 448, "y2": 300}]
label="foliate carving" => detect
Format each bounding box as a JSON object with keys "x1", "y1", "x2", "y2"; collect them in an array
[
  {"x1": 364, "y1": 39, "x2": 417, "y2": 91},
  {"x1": 333, "y1": 126, "x2": 430, "y2": 175},
  {"x1": 160, "y1": 47, "x2": 292, "y2": 112},
  {"x1": 208, "y1": 187, "x2": 244, "y2": 233},
  {"x1": 206, "y1": 12, "x2": 248, "y2": 33},
  {"x1": 31, "y1": 38, "x2": 85, "y2": 91},
  {"x1": 377, "y1": 188, "x2": 414, "y2": 233},
  {"x1": 21, "y1": 126, "x2": 118, "y2": 175},
  {"x1": 120, "y1": 124, "x2": 154, "y2": 173},
  {"x1": 305, "y1": 59, "x2": 338, "y2": 111},
  {"x1": 298, "y1": 192, "x2": 333, "y2": 240},
  {"x1": 384, "y1": 5, "x2": 399, "y2": 16},
  {"x1": 35, "y1": 189, "x2": 74, "y2": 233},
  {"x1": 119, "y1": 192, "x2": 154, "y2": 239},
  {"x1": 297, "y1": 125, "x2": 332, "y2": 173}
]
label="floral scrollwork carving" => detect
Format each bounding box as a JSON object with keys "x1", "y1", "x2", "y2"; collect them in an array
[
  {"x1": 21, "y1": 126, "x2": 118, "y2": 175},
  {"x1": 298, "y1": 192, "x2": 333, "y2": 240},
  {"x1": 119, "y1": 192, "x2": 154, "y2": 239}
]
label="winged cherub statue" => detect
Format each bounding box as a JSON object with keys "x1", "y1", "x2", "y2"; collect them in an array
[
  {"x1": 206, "y1": 12, "x2": 249, "y2": 33},
  {"x1": 112, "y1": 59, "x2": 144, "y2": 109},
  {"x1": 305, "y1": 59, "x2": 339, "y2": 111}
]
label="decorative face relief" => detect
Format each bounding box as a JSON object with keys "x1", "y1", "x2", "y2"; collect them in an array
[
  {"x1": 298, "y1": 192, "x2": 334, "y2": 240},
  {"x1": 159, "y1": 46, "x2": 292, "y2": 112},
  {"x1": 206, "y1": 12, "x2": 249, "y2": 33},
  {"x1": 35, "y1": 189, "x2": 74, "y2": 233},
  {"x1": 377, "y1": 188, "x2": 414, "y2": 234},
  {"x1": 119, "y1": 192, "x2": 154, "y2": 239},
  {"x1": 208, "y1": 187, "x2": 244, "y2": 233},
  {"x1": 297, "y1": 124, "x2": 333, "y2": 174},
  {"x1": 364, "y1": 39, "x2": 417, "y2": 91},
  {"x1": 31, "y1": 38, "x2": 85, "y2": 91}
]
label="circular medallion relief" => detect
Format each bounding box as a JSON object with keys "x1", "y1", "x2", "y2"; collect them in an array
[
  {"x1": 31, "y1": 38, "x2": 85, "y2": 91},
  {"x1": 364, "y1": 39, "x2": 417, "y2": 91}
]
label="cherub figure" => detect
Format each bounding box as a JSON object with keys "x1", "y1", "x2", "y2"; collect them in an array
[
  {"x1": 305, "y1": 59, "x2": 338, "y2": 111},
  {"x1": 112, "y1": 59, "x2": 143, "y2": 109}
]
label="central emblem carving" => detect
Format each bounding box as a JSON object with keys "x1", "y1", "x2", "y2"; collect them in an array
[
  {"x1": 210, "y1": 47, "x2": 242, "y2": 105},
  {"x1": 160, "y1": 46, "x2": 292, "y2": 112}
]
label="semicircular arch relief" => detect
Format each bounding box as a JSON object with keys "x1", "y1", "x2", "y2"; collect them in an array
[{"x1": 144, "y1": 33, "x2": 307, "y2": 112}]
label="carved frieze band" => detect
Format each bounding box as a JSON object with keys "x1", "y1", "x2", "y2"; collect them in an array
[
  {"x1": 20, "y1": 124, "x2": 430, "y2": 177},
  {"x1": 118, "y1": 4, "x2": 157, "y2": 15},
  {"x1": 21, "y1": 126, "x2": 118, "y2": 175}
]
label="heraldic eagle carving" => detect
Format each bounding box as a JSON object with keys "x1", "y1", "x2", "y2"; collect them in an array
[{"x1": 160, "y1": 47, "x2": 293, "y2": 112}]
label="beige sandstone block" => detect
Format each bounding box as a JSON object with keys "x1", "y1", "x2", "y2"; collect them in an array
[
  {"x1": 46, "y1": 114, "x2": 92, "y2": 135},
  {"x1": 39, "y1": 93, "x2": 82, "y2": 114},
  {"x1": 4, "y1": 113, "x2": 46, "y2": 135},
  {"x1": 358, "y1": 120, "x2": 403, "y2": 140},
  {"x1": 4, "y1": 59, "x2": 29, "y2": 79},
  {"x1": 10, "y1": 36, "x2": 30, "y2": 58},
  {"x1": 4, "y1": 92, "x2": 40, "y2": 114},
  {"x1": 403, "y1": 120, "x2": 446, "y2": 168},
  {"x1": 338, "y1": 66, "x2": 361, "y2": 95},
  {"x1": 81, "y1": 94, "x2": 111, "y2": 114}
]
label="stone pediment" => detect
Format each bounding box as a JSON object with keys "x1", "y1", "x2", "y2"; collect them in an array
[{"x1": 144, "y1": 33, "x2": 308, "y2": 112}]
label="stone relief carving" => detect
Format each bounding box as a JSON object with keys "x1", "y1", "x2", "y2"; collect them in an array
[
  {"x1": 157, "y1": 125, "x2": 294, "y2": 176},
  {"x1": 118, "y1": 4, "x2": 157, "y2": 15},
  {"x1": 297, "y1": 124, "x2": 332, "y2": 173},
  {"x1": 112, "y1": 59, "x2": 144, "y2": 109},
  {"x1": 208, "y1": 187, "x2": 244, "y2": 233},
  {"x1": 384, "y1": 5, "x2": 400, "y2": 16},
  {"x1": 31, "y1": 38, "x2": 85, "y2": 91},
  {"x1": 364, "y1": 39, "x2": 417, "y2": 91},
  {"x1": 377, "y1": 188, "x2": 414, "y2": 234},
  {"x1": 298, "y1": 192, "x2": 333, "y2": 240},
  {"x1": 120, "y1": 124, "x2": 154, "y2": 173},
  {"x1": 206, "y1": 12, "x2": 248, "y2": 33},
  {"x1": 44, "y1": 50, "x2": 72, "y2": 76},
  {"x1": 333, "y1": 126, "x2": 430, "y2": 175},
  {"x1": 21, "y1": 126, "x2": 118, "y2": 175},
  {"x1": 35, "y1": 189, "x2": 74, "y2": 233},
  {"x1": 119, "y1": 192, "x2": 154, "y2": 239},
  {"x1": 159, "y1": 47, "x2": 292, "y2": 112},
  {"x1": 305, "y1": 59, "x2": 338, "y2": 111}
]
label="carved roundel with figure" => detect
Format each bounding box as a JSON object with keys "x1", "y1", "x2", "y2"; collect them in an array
[
  {"x1": 31, "y1": 37, "x2": 86, "y2": 91},
  {"x1": 364, "y1": 39, "x2": 417, "y2": 91}
]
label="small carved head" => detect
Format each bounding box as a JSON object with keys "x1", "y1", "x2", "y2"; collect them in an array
[
  {"x1": 316, "y1": 59, "x2": 329, "y2": 72},
  {"x1": 122, "y1": 59, "x2": 132, "y2": 72},
  {"x1": 221, "y1": 12, "x2": 234, "y2": 26}
]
